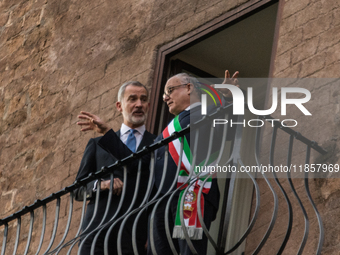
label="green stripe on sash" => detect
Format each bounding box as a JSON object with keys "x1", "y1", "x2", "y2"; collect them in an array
[{"x1": 173, "y1": 115, "x2": 192, "y2": 165}]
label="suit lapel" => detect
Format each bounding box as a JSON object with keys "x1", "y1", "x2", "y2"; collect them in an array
[
  {"x1": 137, "y1": 131, "x2": 153, "y2": 150},
  {"x1": 116, "y1": 128, "x2": 155, "y2": 151},
  {"x1": 116, "y1": 130, "x2": 121, "y2": 137}
]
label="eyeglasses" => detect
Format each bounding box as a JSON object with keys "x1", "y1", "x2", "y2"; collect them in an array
[{"x1": 163, "y1": 84, "x2": 188, "y2": 98}]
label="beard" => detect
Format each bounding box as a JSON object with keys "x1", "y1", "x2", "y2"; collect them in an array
[{"x1": 123, "y1": 111, "x2": 146, "y2": 126}]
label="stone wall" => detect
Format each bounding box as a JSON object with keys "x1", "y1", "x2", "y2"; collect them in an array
[
  {"x1": 0, "y1": 0, "x2": 251, "y2": 253},
  {"x1": 1, "y1": 0, "x2": 340, "y2": 253}
]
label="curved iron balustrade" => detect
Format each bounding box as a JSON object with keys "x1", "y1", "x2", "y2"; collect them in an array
[{"x1": 0, "y1": 105, "x2": 327, "y2": 255}]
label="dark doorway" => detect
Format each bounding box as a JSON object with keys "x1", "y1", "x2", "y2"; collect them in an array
[{"x1": 147, "y1": 0, "x2": 280, "y2": 135}]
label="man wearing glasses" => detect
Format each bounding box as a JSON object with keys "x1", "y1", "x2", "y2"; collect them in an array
[
  {"x1": 148, "y1": 71, "x2": 238, "y2": 255},
  {"x1": 81, "y1": 70, "x2": 239, "y2": 255}
]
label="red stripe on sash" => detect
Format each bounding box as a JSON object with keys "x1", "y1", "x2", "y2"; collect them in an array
[{"x1": 163, "y1": 126, "x2": 187, "y2": 173}]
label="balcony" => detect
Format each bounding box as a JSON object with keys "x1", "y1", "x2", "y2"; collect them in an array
[{"x1": 0, "y1": 105, "x2": 327, "y2": 255}]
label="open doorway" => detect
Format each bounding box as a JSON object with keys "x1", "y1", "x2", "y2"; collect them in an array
[
  {"x1": 148, "y1": 0, "x2": 280, "y2": 134},
  {"x1": 148, "y1": 1, "x2": 280, "y2": 253}
]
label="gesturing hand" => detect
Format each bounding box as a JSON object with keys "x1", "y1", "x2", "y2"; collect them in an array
[
  {"x1": 219, "y1": 70, "x2": 240, "y2": 98},
  {"x1": 77, "y1": 111, "x2": 110, "y2": 134},
  {"x1": 222, "y1": 70, "x2": 239, "y2": 85}
]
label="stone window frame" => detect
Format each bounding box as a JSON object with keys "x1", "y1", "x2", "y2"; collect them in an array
[{"x1": 146, "y1": 0, "x2": 284, "y2": 134}]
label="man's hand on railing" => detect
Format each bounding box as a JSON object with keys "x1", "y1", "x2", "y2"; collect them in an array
[
  {"x1": 100, "y1": 178, "x2": 123, "y2": 196},
  {"x1": 77, "y1": 111, "x2": 110, "y2": 134}
]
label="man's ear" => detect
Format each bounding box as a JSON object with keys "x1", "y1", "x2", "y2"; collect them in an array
[
  {"x1": 144, "y1": 102, "x2": 150, "y2": 113},
  {"x1": 187, "y1": 83, "x2": 194, "y2": 95},
  {"x1": 116, "y1": 101, "x2": 122, "y2": 112}
]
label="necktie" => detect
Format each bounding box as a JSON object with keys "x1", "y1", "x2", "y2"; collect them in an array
[{"x1": 126, "y1": 129, "x2": 137, "y2": 152}]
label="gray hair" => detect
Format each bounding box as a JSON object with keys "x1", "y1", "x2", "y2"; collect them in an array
[
  {"x1": 172, "y1": 73, "x2": 202, "y2": 96},
  {"x1": 117, "y1": 81, "x2": 148, "y2": 102}
]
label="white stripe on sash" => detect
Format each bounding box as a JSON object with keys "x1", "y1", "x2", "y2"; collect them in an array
[{"x1": 168, "y1": 119, "x2": 191, "y2": 171}]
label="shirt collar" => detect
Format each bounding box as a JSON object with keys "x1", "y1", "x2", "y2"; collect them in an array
[
  {"x1": 121, "y1": 123, "x2": 146, "y2": 136},
  {"x1": 185, "y1": 102, "x2": 201, "y2": 111}
]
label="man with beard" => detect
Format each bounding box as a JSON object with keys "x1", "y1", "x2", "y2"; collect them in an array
[
  {"x1": 80, "y1": 70, "x2": 239, "y2": 254},
  {"x1": 74, "y1": 81, "x2": 156, "y2": 255}
]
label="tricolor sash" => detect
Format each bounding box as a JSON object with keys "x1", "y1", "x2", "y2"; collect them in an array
[{"x1": 162, "y1": 115, "x2": 212, "y2": 240}]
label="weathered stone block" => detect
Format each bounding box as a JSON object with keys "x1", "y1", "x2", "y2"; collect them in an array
[
  {"x1": 303, "y1": 14, "x2": 332, "y2": 40},
  {"x1": 11, "y1": 1, "x2": 35, "y2": 21},
  {"x1": 54, "y1": 103, "x2": 71, "y2": 121},
  {"x1": 76, "y1": 66, "x2": 105, "y2": 92},
  {"x1": 276, "y1": 28, "x2": 303, "y2": 55},
  {"x1": 318, "y1": 25, "x2": 340, "y2": 52},
  {"x1": 69, "y1": 88, "x2": 88, "y2": 110},
  {"x1": 23, "y1": 25, "x2": 52, "y2": 53},
  {"x1": 298, "y1": 1, "x2": 322, "y2": 29},
  {"x1": 4, "y1": 126, "x2": 26, "y2": 149},
  {"x1": 0, "y1": 12, "x2": 9, "y2": 27},
  {"x1": 320, "y1": 0, "x2": 340, "y2": 15},
  {"x1": 131, "y1": 69, "x2": 154, "y2": 88},
  {"x1": 34, "y1": 152, "x2": 55, "y2": 178},
  {"x1": 279, "y1": 15, "x2": 296, "y2": 36},
  {"x1": 333, "y1": 7, "x2": 340, "y2": 27},
  {"x1": 14, "y1": 184, "x2": 37, "y2": 208},
  {"x1": 48, "y1": 116, "x2": 71, "y2": 139},
  {"x1": 291, "y1": 36, "x2": 320, "y2": 64},
  {"x1": 312, "y1": 62, "x2": 340, "y2": 78},
  {"x1": 5, "y1": 35, "x2": 25, "y2": 60},
  {"x1": 172, "y1": 9, "x2": 207, "y2": 39},
  {"x1": 4, "y1": 108, "x2": 27, "y2": 130},
  {"x1": 120, "y1": 58, "x2": 148, "y2": 84},
  {"x1": 299, "y1": 53, "x2": 326, "y2": 77},
  {"x1": 12, "y1": 57, "x2": 36, "y2": 80},
  {"x1": 196, "y1": 0, "x2": 221, "y2": 13},
  {"x1": 323, "y1": 42, "x2": 340, "y2": 66},
  {"x1": 100, "y1": 87, "x2": 119, "y2": 110},
  {"x1": 87, "y1": 73, "x2": 120, "y2": 102},
  {"x1": 63, "y1": 139, "x2": 84, "y2": 163},
  {"x1": 141, "y1": 18, "x2": 167, "y2": 43},
  {"x1": 274, "y1": 50, "x2": 291, "y2": 74},
  {"x1": 204, "y1": 0, "x2": 237, "y2": 19},
  {"x1": 47, "y1": 147, "x2": 65, "y2": 173},
  {"x1": 22, "y1": 8, "x2": 42, "y2": 30},
  {"x1": 1, "y1": 190, "x2": 16, "y2": 214},
  {"x1": 274, "y1": 62, "x2": 302, "y2": 78},
  {"x1": 8, "y1": 92, "x2": 26, "y2": 115},
  {"x1": 282, "y1": 0, "x2": 311, "y2": 19},
  {"x1": 45, "y1": 162, "x2": 70, "y2": 190},
  {"x1": 3, "y1": 19, "x2": 23, "y2": 41},
  {"x1": 165, "y1": 8, "x2": 195, "y2": 30}
]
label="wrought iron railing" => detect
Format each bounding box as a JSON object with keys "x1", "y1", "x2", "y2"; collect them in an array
[{"x1": 0, "y1": 105, "x2": 327, "y2": 255}]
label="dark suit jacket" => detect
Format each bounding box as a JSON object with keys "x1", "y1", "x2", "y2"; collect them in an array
[
  {"x1": 74, "y1": 129, "x2": 156, "y2": 250},
  {"x1": 99, "y1": 107, "x2": 226, "y2": 221}
]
